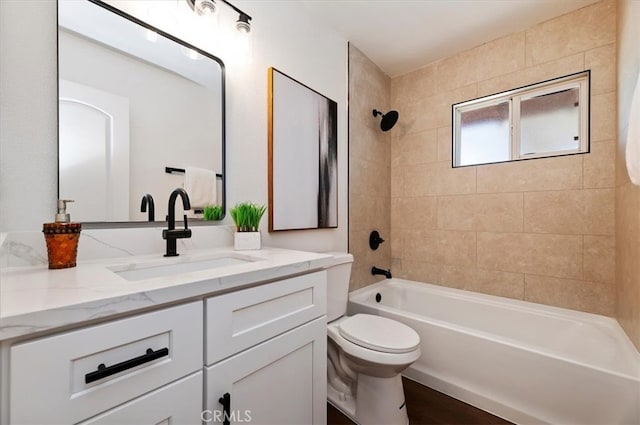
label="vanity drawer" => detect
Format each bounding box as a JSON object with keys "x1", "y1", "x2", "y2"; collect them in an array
[
  {"x1": 206, "y1": 270, "x2": 326, "y2": 365},
  {"x1": 10, "y1": 301, "x2": 203, "y2": 424},
  {"x1": 78, "y1": 371, "x2": 202, "y2": 425}
]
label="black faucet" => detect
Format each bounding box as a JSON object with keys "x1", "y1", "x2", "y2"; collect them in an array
[
  {"x1": 371, "y1": 266, "x2": 392, "y2": 279},
  {"x1": 140, "y1": 193, "x2": 155, "y2": 222},
  {"x1": 162, "y1": 188, "x2": 192, "y2": 257}
]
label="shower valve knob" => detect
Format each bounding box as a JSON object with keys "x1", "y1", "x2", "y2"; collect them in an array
[{"x1": 369, "y1": 230, "x2": 385, "y2": 250}]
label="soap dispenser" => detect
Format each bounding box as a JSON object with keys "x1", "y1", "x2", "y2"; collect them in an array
[{"x1": 42, "y1": 199, "x2": 82, "y2": 269}]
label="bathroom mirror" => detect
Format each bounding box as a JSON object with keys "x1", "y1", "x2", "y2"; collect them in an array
[{"x1": 57, "y1": 0, "x2": 225, "y2": 225}]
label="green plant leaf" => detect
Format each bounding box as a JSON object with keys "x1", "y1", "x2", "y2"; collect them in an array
[
  {"x1": 229, "y1": 202, "x2": 266, "y2": 232},
  {"x1": 203, "y1": 204, "x2": 223, "y2": 221}
]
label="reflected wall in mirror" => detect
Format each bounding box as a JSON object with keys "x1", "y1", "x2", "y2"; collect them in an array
[{"x1": 58, "y1": 0, "x2": 225, "y2": 224}]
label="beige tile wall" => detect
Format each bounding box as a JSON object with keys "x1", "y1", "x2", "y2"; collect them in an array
[
  {"x1": 348, "y1": 45, "x2": 392, "y2": 291},
  {"x1": 616, "y1": 0, "x2": 640, "y2": 350},
  {"x1": 389, "y1": 0, "x2": 617, "y2": 316}
]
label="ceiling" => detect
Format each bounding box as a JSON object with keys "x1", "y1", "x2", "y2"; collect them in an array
[{"x1": 300, "y1": 0, "x2": 600, "y2": 77}]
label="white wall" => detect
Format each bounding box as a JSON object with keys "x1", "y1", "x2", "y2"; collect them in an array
[
  {"x1": 230, "y1": 1, "x2": 348, "y2": 252},
  {"x1": 0, "y1": 1, "x2": 348, "y2": 253},
  {"x1": 618, "y1": 0, "x2": 640, "y2": 132},
  {"x1": 0, "y1": 1, "x2": 58, "y2": 232}
]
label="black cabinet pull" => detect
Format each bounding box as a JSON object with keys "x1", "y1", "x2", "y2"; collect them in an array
[
  {"x1": 85, "y1": 347, "x2": 169, "y2": 384},
  {"x1": 218, "y1": 392, "x2": 231, "y2": 425}
]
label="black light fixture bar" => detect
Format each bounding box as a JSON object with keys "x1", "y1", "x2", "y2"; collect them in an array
[
  {"x1": 186, "y1": 0, "x2": 252, "y2": 23},
  {"x1": 219, "y1": 0, "x2": 252, "y2": 22}
]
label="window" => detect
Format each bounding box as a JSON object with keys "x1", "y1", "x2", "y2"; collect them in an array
[{"x1": 452, "y1": 71, "x2": 590, "y2": 167}]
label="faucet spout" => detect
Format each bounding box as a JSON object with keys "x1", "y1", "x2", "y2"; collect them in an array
[
  {"x1": 166, "y1": 188, "x2": 191, "y2": 230},
  {"x1": 140, "y1": 193, "x2": 155, "y2": 222},
  {"x1": 371, "y1": 266, "x2": 392, "y2": 279},
  {"x1": 163, "y1": 188, "x2": 192, "y2": 257}
]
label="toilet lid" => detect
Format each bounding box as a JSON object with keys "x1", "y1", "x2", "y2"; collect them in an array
[{"x1": 338, "y1": 314, "x2": 420, "y2": 354}]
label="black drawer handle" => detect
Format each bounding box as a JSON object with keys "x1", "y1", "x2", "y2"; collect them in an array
[
  {"x1": 85, "y1": 347, "x2": 169, "y2": 384},
  {"x1": 219, "y1": 392, "x2": 231, "y2": 425}
]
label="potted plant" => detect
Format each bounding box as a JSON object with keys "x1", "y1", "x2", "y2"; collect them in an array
[
  {"x1": 203, "y1": 204, "x2": 223, "y2": 221},
  {"x1": 230, "y1": 202, "x2": 266, "y2": 250}
]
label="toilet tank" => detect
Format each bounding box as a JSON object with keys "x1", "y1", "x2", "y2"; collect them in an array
[{"x1": 325, "y1": 252, "x2": 354, "y2": 322}]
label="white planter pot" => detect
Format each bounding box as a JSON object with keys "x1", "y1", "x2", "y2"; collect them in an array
[{"x1": 234, "y1": 232, "x2": 261, "y2": 250}]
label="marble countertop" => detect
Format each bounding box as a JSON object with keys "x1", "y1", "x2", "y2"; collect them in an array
[{"x1": 0, "y1": 247, "x2": 333, "y2": 341}]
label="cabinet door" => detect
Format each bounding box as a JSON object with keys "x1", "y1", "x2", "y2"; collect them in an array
[
  {"x1": 205, "y1": 318, "x2": 326, "y2": 425},
  {"x1": 79, "y1": 372, "x2": 202, "y2": 425}
]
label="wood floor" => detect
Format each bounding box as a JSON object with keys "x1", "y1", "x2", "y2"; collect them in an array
[{"x1": 327, "y1": 377, "x2": 513, "y2": 425}]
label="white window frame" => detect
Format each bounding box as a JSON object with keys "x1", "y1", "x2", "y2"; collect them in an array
[{"x1": 452, "y1": 71, "x2": 590, "y2": 167}]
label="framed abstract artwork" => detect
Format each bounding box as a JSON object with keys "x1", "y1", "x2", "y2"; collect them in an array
[{"x1": 268, "y1": 67, "x2": 338, "y2": 231}]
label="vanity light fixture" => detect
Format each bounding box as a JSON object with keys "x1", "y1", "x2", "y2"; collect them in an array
[
  {"x1": 186, "y1": 0, "x2": 252, "y2": 33},
  {"x1": 193, "y1": 0, "x2": 217, "y2": 17},
  {"x1": 236, "y1": 13, "x2": 251, "y2": 33}
]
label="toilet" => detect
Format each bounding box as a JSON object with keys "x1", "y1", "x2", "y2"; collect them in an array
[{"x1": 326, "y1": 253, "x2": 421, "y2": 425}]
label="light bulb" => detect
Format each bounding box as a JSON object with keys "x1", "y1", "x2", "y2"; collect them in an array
[
  {"x1": 194, "y1": 0, "x2": 216, "y2": 17},
  {"x1": 181, "y1": 47, "x2": 201, "y2": 60},
  {"x1": 145, "y1": 29, "x2": 159, "y2": 42},
  {"x1": 236, "y1": 13, "x2": 251, "y2": 33}
]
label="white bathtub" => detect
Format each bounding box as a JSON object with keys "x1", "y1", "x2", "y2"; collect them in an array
[{"x1": 348, "y1": 279, "x2": 640, "y2": 425}]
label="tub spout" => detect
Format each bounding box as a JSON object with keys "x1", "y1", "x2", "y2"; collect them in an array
[{"x1": 372, "y1": 266, "x2": 392, "y2": 279}]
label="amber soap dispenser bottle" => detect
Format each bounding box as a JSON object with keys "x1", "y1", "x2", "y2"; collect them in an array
[{"x1": 43, "y1": 199, "x2": 82, "y2": 269}]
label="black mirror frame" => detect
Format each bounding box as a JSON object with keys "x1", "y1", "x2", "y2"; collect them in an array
[{"x1": 57, "y1": 0, "x2": 226, "y2": 228}]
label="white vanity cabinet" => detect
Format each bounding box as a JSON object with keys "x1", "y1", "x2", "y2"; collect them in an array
[
  {"x1": 204, "y1": 271, "x2": 328, "y2": 425},
  {"x1": 1, "y1": 253, "x2": 330, "y2": 425},
  {"x1": 8, "y1": 301, "x2": 203, "y2": 424}
]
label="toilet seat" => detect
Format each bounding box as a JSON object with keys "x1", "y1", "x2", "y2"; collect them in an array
[
  {"x1": 327, "y1": 316, "x2": 421, "y2": 368},
  {"x1": 338, "y1": 314, "x2": 420, "y2": 354}
]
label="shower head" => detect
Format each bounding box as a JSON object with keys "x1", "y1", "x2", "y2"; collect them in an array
[{"x1": 372, "y1": 109, "x2": 399, "y2": 132}]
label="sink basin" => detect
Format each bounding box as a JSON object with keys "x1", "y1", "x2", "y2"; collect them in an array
[{"x1": 109, "y1": 254, "x2": 259, "y2": 281}]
